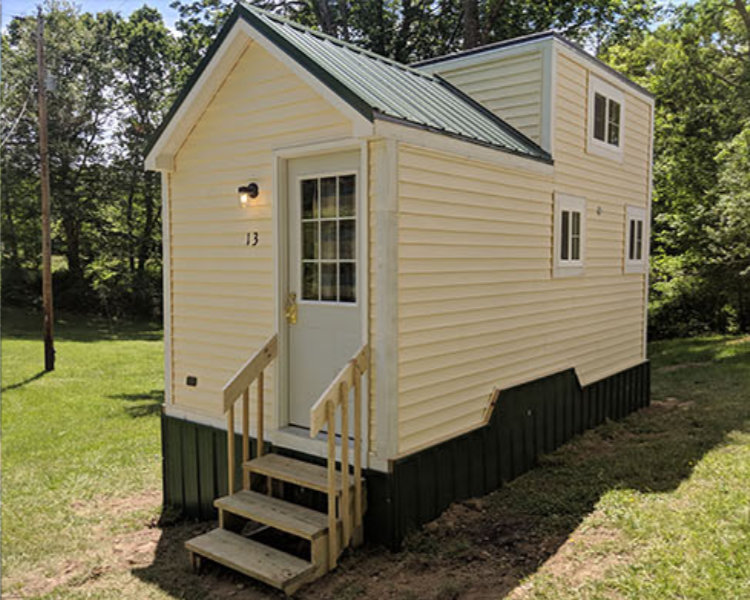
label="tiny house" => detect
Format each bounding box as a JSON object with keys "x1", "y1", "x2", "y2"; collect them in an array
[{"x1": 146, "y1": 3, "x2": 653, "y2": 593}]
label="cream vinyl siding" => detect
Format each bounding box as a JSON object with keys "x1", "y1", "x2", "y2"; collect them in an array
[
  {"x1": 169, "y1": 40, "x2": 352, "y2": 423},
  {"x1": 432, "y1": 49, "x2": 545, "y2": 144},
  {"x1": 396, "y1": 48, "x2": 651, "y2": 453}
]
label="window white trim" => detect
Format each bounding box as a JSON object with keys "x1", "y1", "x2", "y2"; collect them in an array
[
  {"x1": 553, "y1": 193, "x2": 586, "y2": 277},
  {"x1": 624, "y1": 205, "x2": 647, "y2": 273},
  {"x1": 587, "y1": 74, "x2": 625, "y2": 162}
]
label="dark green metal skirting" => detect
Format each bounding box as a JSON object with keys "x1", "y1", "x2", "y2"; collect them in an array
[{"x1": 161, "y1": 360, "x2": 649, "y2": 549}]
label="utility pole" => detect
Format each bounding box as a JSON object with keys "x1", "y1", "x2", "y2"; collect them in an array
[{"x1": 37, "y1": 6, "x2": 55, "y2": 371}]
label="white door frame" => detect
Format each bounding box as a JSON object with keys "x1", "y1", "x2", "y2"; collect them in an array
[{"x1": 270, "y1": 138, "x2": 370, "y2": 461}]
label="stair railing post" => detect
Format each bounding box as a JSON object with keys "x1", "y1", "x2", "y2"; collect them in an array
[
  {"x1": 227, "y1": 405, "x2": 235, "y2": 494},
  {"x1": 340, "y1": 379, "x2": 351, "y2": 547},
  {"x1": 257, "y1": 371, "x2": 264, "y2": 458},
  {"x1": 353, "y1": 362, "x2": 363, "y2": 533},
  {"x1": 326, "y1": 400, "x2": 337, "y2": 569},
  {"x1": 242, "y1": 388, "x2": 249, "y2": 490}
]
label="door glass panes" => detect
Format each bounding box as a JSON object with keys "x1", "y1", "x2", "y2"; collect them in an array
[
  {"x1": 300, "y1": 174, "x2": 357, "y2": 303},
  {"x1": 320, "y1": 177, "x2": 337, "y2": 218}
]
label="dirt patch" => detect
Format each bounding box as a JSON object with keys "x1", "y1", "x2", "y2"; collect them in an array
[{"x1": 3, "y1": 490, "x2": 164, "y2": 599}]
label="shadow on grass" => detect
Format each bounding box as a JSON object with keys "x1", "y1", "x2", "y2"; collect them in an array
[
  {"x1": 2, "y1": 307, "x2": 162, "y2": 343},
  {"x1": 132, "y1": 342, "x2": 750, "y2": 600},
  {"x1": 1, "y1": 370, "x2": 47, "y2": 392},
  {"x1": 108, "y1": 390, "x2": 164, "y2": 418}
]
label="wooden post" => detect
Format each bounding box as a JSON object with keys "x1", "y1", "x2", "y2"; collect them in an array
[
  {"x1": 340, "y1": 381, "x2": 351, "y2": 547},
  {"x1": 257, "y1": 371, "x2": 264, "y2": 458},
  {"x1": 353, "y1": 364, "x2": 363, "y2": 533},
  {"x1": 227, "y1": 406, "x2": 235, "y2": 494},
  {"x1": 36, "y1": 8, "x2": 54, "y2": 372},
  {"x1": 327, "y1": 402, "x2": 337, "y2": 569},
  {"x1": 242, "y1": 389, "x2": 249, "y2": 490}
]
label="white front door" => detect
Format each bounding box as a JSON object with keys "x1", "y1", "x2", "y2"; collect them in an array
[{"x1": 287, "y1": 152, "x2": 362, "y2": 428}]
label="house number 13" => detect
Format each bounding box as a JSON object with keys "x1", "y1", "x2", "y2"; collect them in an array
[{"x1": 246, "y1": 232, "x2": 259, "y2": 246}]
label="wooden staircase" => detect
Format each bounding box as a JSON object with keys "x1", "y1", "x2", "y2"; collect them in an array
[{"x1": 186, "y1": 335, "x2": 369, "y2": 596}]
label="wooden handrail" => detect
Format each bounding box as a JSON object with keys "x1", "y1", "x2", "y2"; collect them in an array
[
  {"x1": 223, "y1": 334, "x2": 277, "y2": 496},
  {"x1": 309, "y1": 343, "x2": 369, "y2": 569}
]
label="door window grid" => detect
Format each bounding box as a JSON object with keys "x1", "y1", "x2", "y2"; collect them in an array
[{"x1": 301, "y1": 175, "x2": 356, "y2": 303}]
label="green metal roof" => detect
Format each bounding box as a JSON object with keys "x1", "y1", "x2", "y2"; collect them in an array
[{"x1": 146, "y1": 3, "x2": 552, "y2": 163}]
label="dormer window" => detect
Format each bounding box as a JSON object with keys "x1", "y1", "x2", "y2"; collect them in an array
[{"x1": 588, "y1": 75, "x2": 624, "y2": 161}]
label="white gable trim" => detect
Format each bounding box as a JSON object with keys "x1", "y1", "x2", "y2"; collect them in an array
[{"x1": 145, "y1": 19, "x2": 373, "y2": 172}]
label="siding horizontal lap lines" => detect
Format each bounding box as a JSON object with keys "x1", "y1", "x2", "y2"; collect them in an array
[
  {"x1": 435, "y1": 50, "x2": 543, "y2": 142},
  {"x1": 169, "y1": 41, "x2": 353, "y2": 420},
  {"x1": 399, "y1": 213, "x2": 549, "y2": 236},
  {"x1": 398, "y1": 276, "x2": 638, "y2": 301},
  {"x1": 399, "y1": 325, "x2": 644, "y2": 395},
  {"x1": 398, "y1": 316, "x2": 643, "y2": 378},
  {"x1": 398, "y1": 290, "x2": 642, "y2": 328},
  {"x1": 396, "y1": 107, "x2": 649, "y2": 451},
  {"x1": 399, "y1": 285, "x2": 639, "y2": 316},
  {"x1": 185, "y1": 110, "x2": 347, "y2": 146}
]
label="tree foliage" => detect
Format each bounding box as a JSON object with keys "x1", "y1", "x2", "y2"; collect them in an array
[{"x1": 2, "y1": 0, "x2": 749, "y2": 337}]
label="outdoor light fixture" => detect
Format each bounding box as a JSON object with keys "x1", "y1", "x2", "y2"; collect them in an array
[{"x1": 238, "y1": 182, "x2": 259, "y2": 207}]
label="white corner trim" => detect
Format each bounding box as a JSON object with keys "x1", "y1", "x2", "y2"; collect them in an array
[
  {"x1": 372, "y1": 139, "x2": 400, "y2": 462},
  {"x1": 161, "y1": 172, "x2": 173, "y2": 405},
  {"x1": 374, "y1": 120, "x2": 554, "y2": 176},
  {"x1": 643, "y1": 108, "x2": 654, "y2": 359},
  {"x1": 541, "y1": 42, "x2": 555, "y2": 155},
  {"x1": 553, "y1": 192, "x2": 586, "y2": 278}
]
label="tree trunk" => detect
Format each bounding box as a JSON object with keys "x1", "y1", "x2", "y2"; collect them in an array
[{"x1": 463, "y1": 0, "x2": 480, "y2": 49}]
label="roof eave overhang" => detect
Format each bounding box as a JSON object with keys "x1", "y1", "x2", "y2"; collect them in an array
[
  {"x1": 144, "y1": 6, "x2": 374, "y2": 172},
  {"x1": 373, "y1": 117, "x2": 555, "y2": 175}
]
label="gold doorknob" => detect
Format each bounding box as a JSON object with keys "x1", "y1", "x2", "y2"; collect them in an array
[{"x1": 285, "y1": 292, "x2": 298, "y2": 325}]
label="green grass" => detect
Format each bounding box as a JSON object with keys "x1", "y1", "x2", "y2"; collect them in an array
[
  {"x1": 1, "y1": 307, "x2": 164, "y2": 596},
  {"x1": 2, "y1": 307, "x2": 749, "y2": 599},
  {"x1": 505, "y1": 335, "x2": 750, "y2": 599}
]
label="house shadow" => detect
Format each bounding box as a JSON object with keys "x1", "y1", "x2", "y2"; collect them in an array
[
  {"x1": 108, "y1": 390, "x2": 164, "y2": 418},
  {"x1": 131, "y1": 352, "x2": 750, "y2": 599}
]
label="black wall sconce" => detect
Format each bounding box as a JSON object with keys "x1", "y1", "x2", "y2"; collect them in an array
[{"x1": 238, "y1": 182, "x2": 259, "y2": 207}]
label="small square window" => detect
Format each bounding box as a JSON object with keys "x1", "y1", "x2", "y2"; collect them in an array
[
  {"x1": 624, "y1": 205, "x2": 647, "y2": 273},
  {"x1": 588, "y1": 75, "x2": 625, "y2": 161},
  {"x1": 554, "y1": 193, "x2": 586, "y2": 277}
]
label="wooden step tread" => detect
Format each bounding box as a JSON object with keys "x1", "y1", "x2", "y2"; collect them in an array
[
  {"x1": 186, "y1": 528, "x2": 314, "y2": 593},
  {"x1": 244, "y1": 454, "x2": 353, "y2": 494},
  {"x1": 215, "y1": 490, "x2": 329, "y2": 540}
]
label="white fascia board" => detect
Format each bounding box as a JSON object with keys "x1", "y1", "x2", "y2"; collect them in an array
[
  {"x1": 374, "y1": 119, "x2": 554, "y2": 176},
  {"x1": 145, "y1": 19, "x2": 373, "y2": 172}
]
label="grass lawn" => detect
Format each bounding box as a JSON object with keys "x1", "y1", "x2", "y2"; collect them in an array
[
  {"x1": 2, "y1": 307, "x2": 749, "y2": 599},
  {"x1": 1, "y1": 307, "x2": 164, "y2": 598}
]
